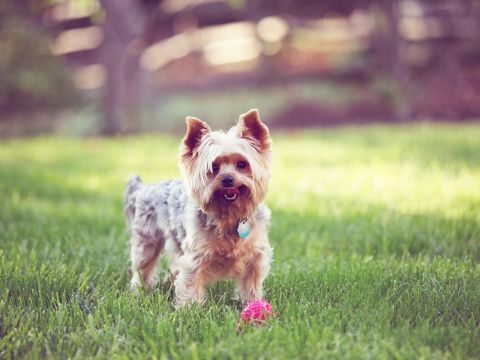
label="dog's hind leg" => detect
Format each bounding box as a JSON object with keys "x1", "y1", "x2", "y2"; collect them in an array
[{"x1": 130, "y1": 234, "x2": 165, "y2": 291}]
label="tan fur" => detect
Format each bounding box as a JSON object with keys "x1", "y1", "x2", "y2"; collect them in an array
[
  {"x1": 126, "y1": 109, "x2": 273, "y2": 307},
  {"x1": 174, "y1": 205, "x2": 272, "y2": 305}
]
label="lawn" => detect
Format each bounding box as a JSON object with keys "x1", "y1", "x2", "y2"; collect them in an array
[{"x1": 1, "y1": 123, "x2": 480, "y2": 359}]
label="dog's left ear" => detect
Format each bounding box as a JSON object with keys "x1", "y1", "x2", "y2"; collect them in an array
[
  {"x1": 182, "y1": 116, "x2": 210, "y2": 158},
  {"x1": 237, "y1": 109, "x2": 271, "y2": 151}
]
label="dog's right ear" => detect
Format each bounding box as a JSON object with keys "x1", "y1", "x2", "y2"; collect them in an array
[
  {"x1": 237, "y1": 109, "x2": 271, "y2": 152},
  {"x1": 182, "y1": 116, "x2": 210, "y2": 157}
]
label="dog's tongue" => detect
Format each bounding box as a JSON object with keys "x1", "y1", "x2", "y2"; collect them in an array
[{"x1": 219, "y1": 187, "x2": 240, "y2": 197}]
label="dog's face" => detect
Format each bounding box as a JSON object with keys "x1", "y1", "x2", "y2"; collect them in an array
[{"x1": 179, "y1": 109, "x2": 272, "y2": 218}]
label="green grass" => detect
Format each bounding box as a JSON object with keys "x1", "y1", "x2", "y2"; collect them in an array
[{"x1": 1, "y1": 123, "x2": 480, "y2": 359}]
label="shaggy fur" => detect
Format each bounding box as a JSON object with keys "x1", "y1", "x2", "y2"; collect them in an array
[{"x1": 125, "y1": 109, "x2": 273, "y2": 306}]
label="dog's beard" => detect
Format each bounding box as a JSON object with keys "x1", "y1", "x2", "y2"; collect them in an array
[
  {"x1": 215, "y1": 184, "x2": 248, "y2": 204},
  {"x1": 201, "y1": 182, "x2": 258, "y2": 219}
]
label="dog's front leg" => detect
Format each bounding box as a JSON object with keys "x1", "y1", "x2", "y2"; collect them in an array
[
  {"x1": 237, "y1": 245, "x2": 272, "y2": 303},
  {"x1": 174, "y1": 256, "x2": 209, "y2": 307}
]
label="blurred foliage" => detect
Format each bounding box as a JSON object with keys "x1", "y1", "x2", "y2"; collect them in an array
[{"x1": 0, "y1": 1, "x2": 78, "y2": 113}]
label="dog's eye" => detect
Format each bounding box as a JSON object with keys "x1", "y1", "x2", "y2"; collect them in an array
[
  {"x1": 236, "y1": 161, "x2": 247, "y2": 169},
  {"x1": 212, "y1": 163, "x2": 220, "y2": 172}
]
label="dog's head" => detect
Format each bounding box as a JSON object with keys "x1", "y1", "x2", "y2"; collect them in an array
[{"x1": 179, "y1": 109, "x2": 272, "y2": 219}]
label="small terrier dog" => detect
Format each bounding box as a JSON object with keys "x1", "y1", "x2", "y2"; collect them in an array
[{"x1": 124, "y1": 109, "x2": 273, "y2": 306}]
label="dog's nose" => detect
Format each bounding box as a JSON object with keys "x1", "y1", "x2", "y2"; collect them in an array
[{"x1": 221, "y1": 175, "x2": 234, "y2": 187}]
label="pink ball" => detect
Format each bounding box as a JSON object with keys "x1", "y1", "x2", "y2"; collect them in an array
[{"x1": 240, "y1": 299, "x2": 273, "y2": 324}]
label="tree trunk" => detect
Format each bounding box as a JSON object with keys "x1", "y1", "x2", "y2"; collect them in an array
[{"x1": 100, "y1": 0, "x2": 147, "y2": 135}]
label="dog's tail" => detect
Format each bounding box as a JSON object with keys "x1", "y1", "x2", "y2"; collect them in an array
[{"x1": 124, "y1": 174, "x2": 142, "y2": 227}]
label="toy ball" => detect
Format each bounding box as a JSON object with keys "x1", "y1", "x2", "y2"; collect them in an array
[{"x1": 240, "y1": 299, "x2": 273, "y2": 324}]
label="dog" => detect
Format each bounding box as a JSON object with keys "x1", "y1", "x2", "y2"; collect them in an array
[{"x1": 124, "y1": 109, "x2": 273, "y2": 307}]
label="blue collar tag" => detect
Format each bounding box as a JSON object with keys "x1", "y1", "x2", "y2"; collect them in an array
[{"x1": 237, "y1": 218, "x2": 251, "y2": 239}]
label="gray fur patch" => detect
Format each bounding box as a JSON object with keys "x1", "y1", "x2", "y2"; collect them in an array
[{"x1": 125, "y1": 178, "x2": 191, "y2": 248}]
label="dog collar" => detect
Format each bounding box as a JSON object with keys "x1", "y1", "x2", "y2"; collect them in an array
[{"x1": 237, "y1": 218, "x2": 251, "y2": 239}]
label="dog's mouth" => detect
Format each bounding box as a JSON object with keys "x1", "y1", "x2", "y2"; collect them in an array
[{"x1": 217, "y1": 185, "x2": 248, "y2": 203}]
